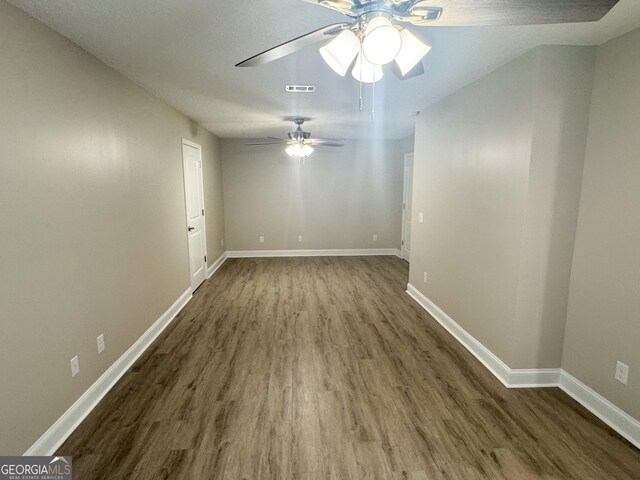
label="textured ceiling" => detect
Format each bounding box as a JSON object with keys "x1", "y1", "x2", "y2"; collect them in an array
[{"x1": 7, "y1": 0, "x2": 640, "y2": 139}]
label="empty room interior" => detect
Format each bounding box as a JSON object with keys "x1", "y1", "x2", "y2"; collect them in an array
[{"x1": 1, "y1": 0, "x2": 640, "y2": 478}]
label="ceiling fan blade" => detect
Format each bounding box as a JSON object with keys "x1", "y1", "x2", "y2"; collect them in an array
[
  {"x1": 236, "y1": 22, "x2": 351, "y2": 67},
  {"x1": 390, "y1": 60, "x2": 424, "y2": 80},
  {"x1": 245, "y1": 143, "x2": 286, "y2": 146},
  {"x1": 309, "y1": 139, "x2": 345, "y2": 146},
  {"x1": 245, "y1": 139, "x2": 288, "y2": 146},
  {"x1": 300, "y1": 0, "x2": 356, "y2": 16},
  {"x1": 412, "y1": 0, "x2": 620, "y2": 27}
]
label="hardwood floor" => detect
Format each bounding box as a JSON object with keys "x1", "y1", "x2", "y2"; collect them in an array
[{"x1": 58, "y1": 256, "x2": 640, "y2": 479}]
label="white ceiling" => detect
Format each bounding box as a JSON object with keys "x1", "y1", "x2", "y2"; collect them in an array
[{"x1": 8, "y1": 0, "x2": 640, "y2": 140}]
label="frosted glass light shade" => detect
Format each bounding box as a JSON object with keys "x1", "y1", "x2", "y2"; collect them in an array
[
  {"x1": 286, "y1": 143, "x2": 313, "y2": 157},
  {"x1": 394, "y1": 29, "x2": 431, "y2": 76},
  {"x1": 319, "y1": 30, "x2": 360, "y2": 76},
  {"x1": 352, "y1": 51, "x2": 383, "y2": 83},
  {"x1": 286, "y1": 144, "x2": 299, "y2": 157},
  {"x1": 362, "y1": 16, "x2": 402, "y2": 65}
]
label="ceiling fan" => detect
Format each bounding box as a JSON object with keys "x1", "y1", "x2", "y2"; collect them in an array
[
  {"x1": 246, "y1": 118, "x2": 345, "y2": 157},
  {"x1": 236, "y1": 0, "x2": 620, "y2": 83}
]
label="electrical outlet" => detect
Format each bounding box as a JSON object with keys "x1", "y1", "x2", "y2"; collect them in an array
[
  {"x1": 298, "y1": 235, "x2": 303, "y2": 242},
  {"x1": 615, "y1": 361, "x2": 629, "y2": 385},
  {"x1": 70, "y1": 356, "x2": 80, "y2": 377},
  {"x1": 373, "y1": 234, "x2": 378, "y2": 242},
  {"x1": 423, "y1": 272, "x2": 428, "y2": 283},
  {"x1": 418, "y1": 212, "x2": 424, "y2": 224},
  {"x1": 97, "y1": 334, "x2": 105, "y2": 354},
  {"x1": 221, "y1": 238, "x2": 224, "y2": 247},
  {"x1": 259, "y1": 236, "x2": 265, "y2": 243}
]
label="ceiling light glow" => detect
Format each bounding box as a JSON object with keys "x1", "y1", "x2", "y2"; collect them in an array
[
  {"x1": 317, "y1": 17, "x2": 425, "y2": 84},
  {"x1": 300, "y1": 144, "x2": 314, "y2": 156},
  {"x1": 319, "y1": 29, "x2": 360, "y2": 76},
  {"x1": 286, "y1": 144, "x2": 299, "y2": 156},
  {"x1": 352, "y1": 51, "x2": 383, "y2": 83},
  {"x1": 362, "y1": 16, "x2": 402, "y2": 65},
  {"x1": 286, "y1": 143, "x2": 314, "y2": 157}
]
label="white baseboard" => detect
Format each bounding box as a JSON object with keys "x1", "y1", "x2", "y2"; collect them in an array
[
  {"x1": 207, "y1": 251, "x2": 228, "y2": 278},
  {"x1": 406, "y1": 283, "x2": 639, "y2": 450},
  {"x1": 24, "y1": 288, "x2": 193, "y2": 456},
  {"x1": 559, "y1": 371, "x2": 640, "y2": 449},
  {"x1": 226, "y1": 248, "x2": 400, "y2": 258},
  {"x1": 508, "y1": 368, "x2": 561, "y2": 388}
]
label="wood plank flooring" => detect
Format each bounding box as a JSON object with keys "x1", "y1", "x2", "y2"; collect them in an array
[{"x1": 58, "y1": 256, "x2": 640, "y2": 479}]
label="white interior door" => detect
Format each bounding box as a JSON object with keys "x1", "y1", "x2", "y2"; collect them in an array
[
  {"x1": 402, "y1": 153, "x2": 414, "y2": 262},
  {"x1": 182, "y1": 140, "x2": 207, "y2": 291}
]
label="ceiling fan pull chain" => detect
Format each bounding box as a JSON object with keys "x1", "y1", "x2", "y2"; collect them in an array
[
  {"x1": 358, "y1": 14, "x2": 364, "y2": 114},
  {"x1": 358, "y1": 52, "x2": 364, "y2": 112},
  {"x1": 371, "y1": 80, "x2": 375, "y2": 125}
]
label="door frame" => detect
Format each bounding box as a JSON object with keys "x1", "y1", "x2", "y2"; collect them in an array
[
  {"x1": 401, "y1": 152, "x2": 414, "y2": 262},
  {"x1": 182, "y1": 138, "x2": 208, "y2": 289}
]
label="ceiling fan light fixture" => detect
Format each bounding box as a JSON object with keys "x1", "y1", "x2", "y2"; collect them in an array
[
  {"x1": 352, "y1": 51, "x2": 383, "y2": 83},
  {"x1": 362, "y1": 16, "x2": 402, "y2": 65},
  {"x1": 394, "y1": 29, "x2": 431, "y2": 76},
  {"x1": 286, "y1": 143, "x2": 314, "y2": 157},
  {"x1": 319, "y1": 29, "x2": 360, "y2": 76},
  {"x1": 286, "y1": 144, "x2": 299, "y2": 157},
  {"x1": 300, "y1": 144, "x2": 314, "y2": 156}
]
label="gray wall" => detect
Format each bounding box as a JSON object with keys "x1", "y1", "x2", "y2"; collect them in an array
[
  {"x1": 563, "y1": 28, "x2": 640, "y2": 420},
  {"x1": 512, "y1": 47, "x2": 595, "y2": 368},
  {"x1": 410, "y1": 46, "x2": 594, "y2": 369},
  {"x1": 221, "y1": 138, "x2": 408, "y2": 251},
  {"x1": 0, "y1": 1, "x2": 224, "y2": 455}
]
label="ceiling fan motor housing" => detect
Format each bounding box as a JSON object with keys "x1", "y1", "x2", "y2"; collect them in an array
[
  {"x1": 286, "y1": 118, "x2": 312, "y2": 142},
  {"x1": 289, "y1": 127, "x2": 312, "y2": 142},
  {"x1": 325, "y1": 0, "x2": 443, "y2": 25}
]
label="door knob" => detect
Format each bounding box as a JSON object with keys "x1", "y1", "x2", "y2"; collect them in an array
[{"x1": 188, "y1": 226, "x2": 195, "y2": 231}]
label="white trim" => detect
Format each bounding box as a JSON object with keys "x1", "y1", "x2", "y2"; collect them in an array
[
  {"x1": 181, "y1": 137, "x2": 201, "y2": 150},
  {"x1": 406, "y1": 283, "x2": 640, "y2": 450},
  {"x1": 559, "y1": 371, "x2": 640, "y2": 449},
  {"x1": 508, "y1": 368, "x2": 561, "y2": 388},
  {"x1": 401, "y1": 152, "x2": 414, "y2": 262},
  {"x1": 207, "y1": 251, "x2": 228, "y2": 278},
  {"x1": 24, "y1": 288, "x2": 193, "y2": 456},
  {"x1": 226, "y1": 248, "x2": 400, "y2": 258}
]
